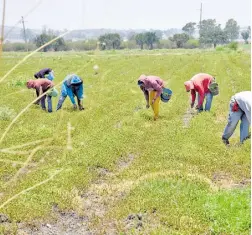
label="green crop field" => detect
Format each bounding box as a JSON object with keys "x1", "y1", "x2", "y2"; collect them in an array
[{"x1": 0, "y1": 49, "x2": 250, "y2": 234}]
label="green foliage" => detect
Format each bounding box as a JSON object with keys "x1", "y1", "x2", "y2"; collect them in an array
[
  {"x1": 34, "y1": 33, "x2": 67, "y2": 52},
  {"x1": 65, "y1": 40, "x2": 98, "y2": 51},
  {"x1": 134, "y1": 33, "x2": 145, "y2": 49},
  {"x1": 120, "y1": 40, "x2": 137, "y2": 50},
  {"x1": 199, "y1": 19, "x2": 228, "y2": 48},
  {"x1": 3, "y1": 42, "x2": 36, "y2": 52},
  {"x1": 184, "y1": 39, "x2": 199, "y2": 49},
  {"x1": 182, "y1": 22, "x2": 197, "y2": 37},
  {"x1": 241, "y1": 30, "x2": 250, "y2": 44},
  {"x1": 227, "y1": 41, "x2": 239, "y2": 50},
  {"x1": 144, "y1": 32, "x2": 159, "y2": 50},
  {"x1": 134, "y1": 32, "x2": 159, "y2": 50},
  {"x1": 224, "y1": 19, "x2": 240, "y2": 42},
  {"x1": 169, "y1": 33, "x2": 189, "y2": 48},
  {"x1": 98, "y1": 33, "x2": 121, "y2": 50},
  {"x1": 215, "y1": 46, "x2": 225, "y2": 51},
  {"x1": 156, "y1": 39, "x2": 174, "y2": 49}
]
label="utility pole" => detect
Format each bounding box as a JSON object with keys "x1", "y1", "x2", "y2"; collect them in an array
[
  {"x1": 198, "y1": 2, "x2": 203, "y2": 51},
  {"x1": 199, "y1": 2, "x2": 202, "y2": 34},
  {"x1": 21, "y1": 16, "x2": 28, "y2": 52},
  {"x1": 0, "y1": 0, "x2": 6, "y2": 60}
]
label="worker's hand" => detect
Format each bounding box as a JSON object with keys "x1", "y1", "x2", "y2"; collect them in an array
[
  {"x1": 190, "y1": 102, "x2": 195, "y2": 108},
  {"x1": 73, "y1": 104, "x2": 77, "y2": 110},
  {"x1": 146, "y1": 103, "x2": 150, "y2": 109},
  {"x1": 151, "y1": 99, "x2": 155, "y2": 105}
]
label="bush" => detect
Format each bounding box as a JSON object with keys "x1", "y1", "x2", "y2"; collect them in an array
[
  {"x1": 227, "y1": 41, "x2": 238, "y2": 51},
  {"x1": 3, "y1": 42, "x2": 36, "y2": 51},
  {"x1": 65, "y1": 40, "x2": 97, "y2": 51},
  {"x1": 184, "y1": 39, "x2": 199, "y2": 49},
  {"x1": 216, "y1": 46, "x2": 225, "y2": 51},
  {"x1": 156, "y1": 40, "x2": 173, "y2": 49},
  {"x1": 120, "y1": 40, "x2": 138, "y2": 49},
  {"x1": 0, "y1": 106, "x2": 16, "y2": 121}
]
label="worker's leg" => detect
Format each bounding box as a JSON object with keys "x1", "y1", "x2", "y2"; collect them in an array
[
  {"x1": 47, "y1": 95, "x2": 52, "y2": 113},
  {"x1": 153, "y1": 96, "x2": 161, "y2": 120},
  {"x1": 40, "y1": 94, "x2": 47, "y2": 111},
  {"x1": 240, "y1": 114, "x2": 250, "y2": 143},
  {"x1": 197, "y1": 93, "x2": 204, "y2": 112},
  {"x1": 149, "y1": 91, "x2": 160, "y2": 120},
  {"x1": 34, "y1": 89, "x2": 40, "y2": 105},
  {"x1": 56, "y1": 95, "x2": 67, "y2": 111},
  {"x1": 222, "y1": 98, "x2": 243, "y2": 143},
  {"x1": 205, "y1": 92, "x2": 213, "y2": 111}
]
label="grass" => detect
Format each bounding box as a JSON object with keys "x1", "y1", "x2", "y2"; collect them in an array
[{"x1": 0, "y1": 49, "x2": 250, "y2": 234}]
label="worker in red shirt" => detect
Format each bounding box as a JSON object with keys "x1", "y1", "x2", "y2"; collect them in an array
[
  {"x1": 184, "y1": 73, "x2": 216, "y2": 112},
  {"x1": 26, "y1": 79, "x2": 54, "y2": 112}
]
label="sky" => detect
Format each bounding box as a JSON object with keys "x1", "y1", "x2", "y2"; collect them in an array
[{"x1": 1, "y1": 0, "x2": 251, "y2": 31}]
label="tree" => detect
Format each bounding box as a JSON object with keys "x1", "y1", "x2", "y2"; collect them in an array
[
  {"x1": 98, "y1": 33, "x2": 121, "y2": 50},
  {"x1": 199, "y1": 19, "x2": 228, "y2": 48},
  {"x1": 34, "y1": 33, "x2": 52, "y2": 52},
  {"x1": 34, "y1": 33, "x2": 66, "y2": 52},
  {"x1": 224, "y1": 19, "x2": 240, "y2": 42},
  {"x1": 52, "y1": 37, "x2": 66, "y2": 51},
  {"x1": 144, "y1": 32, "x2": 159, "y2": 50},
  {"x1": 182, "y1": 22, "x2": 196, "y2": 37},
  {"x1": 169, "y1": 33, "x2": 189, "y2": 48},
  {"x1": 241, "y1": 30, "x2": 250, "y2": 44},
  {"x1": 212, "y1": 25, "x2": 228, "y2": 48},
  {"x1": 153, "y1": 30, "x2": 163, "y2": 40},
  {"x1": 135, "y1": 33, "x2": 145, "y2": 49}
]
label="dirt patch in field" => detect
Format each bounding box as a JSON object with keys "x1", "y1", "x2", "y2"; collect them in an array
[
  {"x1": 16, "y1": 153, "x2": 137, "y2": 235},
  {"x1": 212, "y1": 172, "x2": 250, "y2": 189},
  {"x1": 182, "y1": 108, "x2": 197, "y2": 128},
  {"x1": 117, "y1": 153, "x2": 136, "y2": 171},
  {"x1": 17, "y1": 208, "x2": 91, "y2": 235}
]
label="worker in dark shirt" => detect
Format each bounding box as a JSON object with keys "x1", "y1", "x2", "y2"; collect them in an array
[
  {"x1": 33, "y1": 68, "x2": 55, "y2": 104},
  {"x1": 34, "y1": 68, "x2": 54, "y2": 80}
]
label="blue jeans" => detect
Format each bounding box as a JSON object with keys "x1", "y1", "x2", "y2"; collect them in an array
[
  {"x1": 41, "y1": 95, "x2": 52, "y2": 112},
  {"x1": 222, "y1": 97, "x2": 250, "y2": 143},
  {"x1": 197, "y1": 92, "x2": 213, "y2": 112},
  {"x1": 56, "y1": 95, "x2": 67, "y2": 110}
]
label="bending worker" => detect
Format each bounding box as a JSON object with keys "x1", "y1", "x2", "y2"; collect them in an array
[
  {"x1": 137, "y1": 74, "x2": 165, "y2": 120},
  {"x1": 56, "y1": 74, "x2": 84, "y2": 111}
]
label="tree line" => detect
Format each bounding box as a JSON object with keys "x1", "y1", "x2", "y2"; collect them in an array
[{"x1": 3, "y1": 18, "x2": 250, "y2": 52}]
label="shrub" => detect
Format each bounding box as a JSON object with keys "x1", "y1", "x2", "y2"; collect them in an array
[
  {"x1": 227, "y1": 41, "x2": 238, "y2": 51},
  {"x1": 216, "y1": 46, "x2": 225, "y2": 51},
  {"x1": 184, "y1": 39, "x2": 199, "y2": 49},
  {"x1": 0, "y1": 106, "x2": 16, "y2": 121}
]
